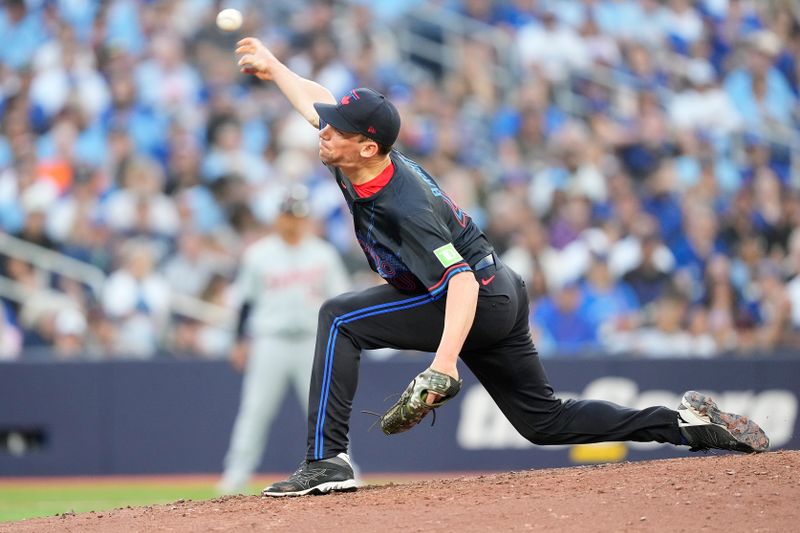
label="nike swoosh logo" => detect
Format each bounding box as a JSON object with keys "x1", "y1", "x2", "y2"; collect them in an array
[{"x1": 480, "y1": 275, "x2": 495, "y2": 286}]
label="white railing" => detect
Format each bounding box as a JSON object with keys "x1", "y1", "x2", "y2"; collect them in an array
[
  {"x1": 0, "y1": 232, "x2": 234, "y2": 329},
  {"x1": 0, "y1": 275, "x2": 66, "y2": 306},
  {"x1": 171, "y1": 292, "x2": 235, "y2": 329},
  {"x1": 0, "y1": 232, "x2": 105, "y2": 297}
]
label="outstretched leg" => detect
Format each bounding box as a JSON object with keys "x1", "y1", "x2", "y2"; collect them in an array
[
  {"x1": 462, "y1": 338, "x2": 683, "y2": 445},
  {"x1": 461, "y1": 264, "x2": 767, "y2": 451},
  {"x1": 460, "y1": 262, "x2": 683, "y2": 446}
]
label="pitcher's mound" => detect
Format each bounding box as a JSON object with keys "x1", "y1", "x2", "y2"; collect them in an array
[{"x1": 4, "y1": 451, "x2": 798, "y2": 533}]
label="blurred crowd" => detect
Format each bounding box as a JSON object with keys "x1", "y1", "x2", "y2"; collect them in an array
[{"x1": 0, "y1": 0, "x2": 799, "y2": 361}]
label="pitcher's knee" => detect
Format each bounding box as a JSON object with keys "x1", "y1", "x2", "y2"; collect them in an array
[
  {"x1": 318, "y1": 294, "x2": 355, "y2": 326},
  {"x1": 519, "y1": 429, "x2": 561, "y2": 446},
  {"x1": 509, "y1": 400, "x2": 566, "y2": 445},
  {"x1": 511, "y1": 419, "x2": 560, "y2": 445}
]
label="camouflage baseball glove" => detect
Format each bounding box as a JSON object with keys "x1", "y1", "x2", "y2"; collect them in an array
[{"x1": 379, "y1": 368, "x2": 463, "y2": 435}]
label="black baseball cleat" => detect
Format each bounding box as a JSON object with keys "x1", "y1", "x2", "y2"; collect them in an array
[
  {"x1": 677, "y1": 390, "x2": 769, "y2": 453},
  {"x1": 262, "y1": 453, "x2": 357, "y2": 497}
]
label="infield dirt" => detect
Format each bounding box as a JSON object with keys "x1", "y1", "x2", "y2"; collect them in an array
[{"x1": 2, "y1": 450, "x2": 798, "y2": 532}]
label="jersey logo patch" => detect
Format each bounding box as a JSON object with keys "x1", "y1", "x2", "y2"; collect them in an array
[{"x1": 433, "y1": 243, "x2": 463, "y2": 268}]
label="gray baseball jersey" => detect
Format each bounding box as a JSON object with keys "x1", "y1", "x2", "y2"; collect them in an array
[{"x1": 236, "y1": 234, "x2": 349, "y2": 338}]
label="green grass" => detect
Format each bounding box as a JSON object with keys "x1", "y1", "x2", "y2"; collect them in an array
[
  {"x1": 0, "y1": 482, "x2": 225, "y2": 523},
  {"x1": 0, "y1": 473, "x2": 433, "y2": 523}
]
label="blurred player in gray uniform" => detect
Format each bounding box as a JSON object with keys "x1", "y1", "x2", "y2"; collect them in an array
[{"x1": 218, "y1": 186, "x2": 350, "y2": 494}]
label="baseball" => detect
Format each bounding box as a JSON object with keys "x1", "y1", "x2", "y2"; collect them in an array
[{"x1": 216, "y1": 8, "x2": 243, "y2": 32}]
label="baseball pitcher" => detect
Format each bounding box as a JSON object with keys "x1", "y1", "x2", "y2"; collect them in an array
[{"x1": 233, "y1": 37, "x2": 769, "y2": 497}]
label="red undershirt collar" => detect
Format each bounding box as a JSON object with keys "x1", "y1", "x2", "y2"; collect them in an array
[{"x1": 352, "y1": 162, "x2": 395, "y2": 198}]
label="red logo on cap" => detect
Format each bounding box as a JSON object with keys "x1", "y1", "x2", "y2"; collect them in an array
[
  {"x1": 368, "y1": 126, "x2": 377, "y2": 134},
  {"x1": 340, "y1": 95, "x2": 351, "y2": 105}
]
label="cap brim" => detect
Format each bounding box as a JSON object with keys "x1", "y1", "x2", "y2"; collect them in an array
[{"x1": 314, "y1": 103, "x2": 361, "y2": 134}]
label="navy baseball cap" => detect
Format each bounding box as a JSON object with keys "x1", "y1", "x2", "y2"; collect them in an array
[{"x1": 314, "y1": 88, "x2": 401, "y2": 147}]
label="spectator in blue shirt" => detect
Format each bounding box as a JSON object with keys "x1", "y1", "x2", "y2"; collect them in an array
[
  {"x1": 532, "y1": 281, "x2": 599, "y2": 356},
  {"x1": 581, "y1": 252, "x2": 639, "y2": 331},
  {"x1": 724, "y1": 30, "x2": 797, "y2": 131},
  {"x1": 0, "y1": 0, "x2": 48, "y2": 69}
]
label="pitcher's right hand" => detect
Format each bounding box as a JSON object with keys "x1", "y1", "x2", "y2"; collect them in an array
[{"x1": 236, "y1": 37, "x2": 278, "y2": 81}]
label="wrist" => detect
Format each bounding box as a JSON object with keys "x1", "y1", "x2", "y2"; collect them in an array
[
  {"x1": 430, "y1": 355, "x2": 459, "y2": 378},
  {"x1": 433, "y1": 350, "x2": 458, "y2": 363},
  {"x1": 433, "y1": 346, "x2": 459, "y2": 364}
]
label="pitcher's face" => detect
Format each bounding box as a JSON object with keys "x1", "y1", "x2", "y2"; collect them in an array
[{"x1": 318, "y1": 124, "x2": 375, "y2": 167}]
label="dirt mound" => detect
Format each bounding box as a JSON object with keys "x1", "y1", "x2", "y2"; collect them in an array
[{"x1": 3, "y1": 451, "x2": 798, "y2": 533}]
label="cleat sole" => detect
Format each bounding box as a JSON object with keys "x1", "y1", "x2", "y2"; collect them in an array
[
  {"x1": 680, "y1": 391, "x2": 769, "y2": 453},
  {"x1": 262, "y1": 479, "x2": 358, "y2": 497}
]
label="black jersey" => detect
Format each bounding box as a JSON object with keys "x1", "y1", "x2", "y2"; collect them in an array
[{"x1": 329, "y1": 151, "x2": 493, "y2": 295}]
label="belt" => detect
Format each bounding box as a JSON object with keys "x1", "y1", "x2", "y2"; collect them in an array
[{"x1": 473, "y1": 253, "x2": 495, "y2": 271}]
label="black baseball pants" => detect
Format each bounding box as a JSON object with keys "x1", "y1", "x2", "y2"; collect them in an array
[{"x1": 305, "y1": 257, "x2": 683, "y2": 461}]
